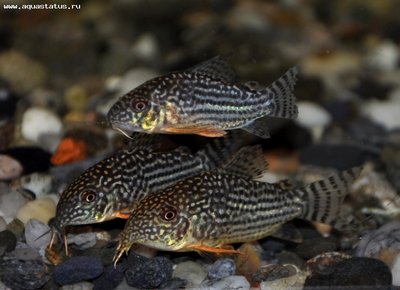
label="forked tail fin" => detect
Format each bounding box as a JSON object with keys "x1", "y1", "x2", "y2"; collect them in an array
[
  {"x1": 294, "y1": 167, "x2": 362, "y2": 227},
  {"x1": 262, "y1": 66, "x2": 299, "y2": 120}
]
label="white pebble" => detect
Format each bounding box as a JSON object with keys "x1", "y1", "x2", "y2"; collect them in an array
[
  {"x1": 391, "y1": 254, "x2": 400, "y2": 286},
  {"x1": 18, "y1": 173, "x2": 53, "y2": 198},
  {"x1": 362, "y1": 99, "x2": 400, "y2": 130},
  {"x1": 67, "y1": 232, "x2": 97, "y2": 250},
  {"x1": 16, "y1": 195, "x2": 57, "y2": 225},
  {"x1": 173, "y1": 260, "x2": 207, "y2": 287},
  {"x1": 21, "y1": 107, "x2": 63, "y2": 150},
  {"x1": 131, "y1": 33, "x2": 159, "y2": 61},
  {"x1": 0, "y1": 188, "x2": 30, "y2": 223},
  {"x1": 24, "y1": 219, "x2": 51, "y2": 249},
  {"x1": 365, "y1": 40, "x2": 400, "y2": 72},
  {"x1": 296, "y1": 101, "x2": 331, "y2": 141},
  {"x1": 201, "y1": 275, "x2": 250, "y2": 290}
]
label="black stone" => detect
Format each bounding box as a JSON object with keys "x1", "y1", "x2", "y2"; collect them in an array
[
  {"x1": 294, "y1": 236, "x2": 339, "y2": 260},
  {"x1": 93, "y1": 264, "x2": 125, "y2": 290},
  {"x1": 0, "y1": 259, "x2": 50, "y2": 290},
  {"x1": 208, "y1": 258, "x2": 236, "y2": 280},
  {"x1": 0, "y1": 230, "x2": 17, "y2": 256},
  {"x1": 304, "y1": 257, "x2": 392, "y2": 288},
  {"x1": 53, "y1": 256, "x2": 104, "y2": 285},
  {"x1": 125, "y1": 256, "x2": 173, "y2": 289}
]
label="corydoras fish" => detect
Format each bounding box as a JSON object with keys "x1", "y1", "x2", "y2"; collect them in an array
[
  {"x1": 107, "y1": 56, "x2": 298, "y2": 138},
  {"x1": 55, "y1": 134, "x2": 244, "y2": 229},
  {"x1": 114, "y1": 146, "x2": 361, "y2": 263}
]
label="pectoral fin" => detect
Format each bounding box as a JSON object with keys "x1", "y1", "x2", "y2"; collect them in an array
[
  {"x1": 188, "y1": 243, "x2": 242, "y2": 255},
  {"x1": 165, "y1": 127, "x2": 226, "y2": 137}
]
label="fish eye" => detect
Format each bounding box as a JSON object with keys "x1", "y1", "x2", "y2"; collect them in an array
[
  {"x1": 160, "y1": 207, "x2": 177, "y2": 221},
  {"x1": 131, "y1": 97, "x2": 149, "y2": 112},
  {"x1": 81, "y1": 190, "x2": 97, "y2": 203}
]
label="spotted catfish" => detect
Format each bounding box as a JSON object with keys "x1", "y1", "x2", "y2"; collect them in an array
[
  {"x1": 114, "y1": 145, "x2": 361, "y2": 262},
  {"x1": 54, "y1": 134, "x2": 245, "y2": 229},
  {"x1": 107, "y1": 56, "x2": 298, "y2": 138}
]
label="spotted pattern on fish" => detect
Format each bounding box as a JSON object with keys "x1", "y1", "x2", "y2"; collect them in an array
[
  {"x1": 115, "y1": 167, "x2": 361, "y2": 257},
  {"x1": 55, "y1": 135, "x2": 245, "y2": 229},
  {"x1": 107, "y1": 56, "x2": 298, "y2": 138}
]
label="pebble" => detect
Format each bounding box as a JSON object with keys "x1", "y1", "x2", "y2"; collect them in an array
[
  {"x1": 294, "y1": 236, "x2": 339, "y2": 260},
  {"x1": 0, "y1": 216, "x2": 6, "y2": 231},
  {"x1": 390, "y1": 253, "x2": 400, "y2": 286},
  {"x1": 0, "y1": 188, "x2": 29, "y2": 223},
  {"x1": 201, "y1": 275, "x2": 250, "y2": 290},
  {"x1": 60, "y1": 282, "x2": 94, "y2": 290},
  {"x1": 92, "y1": 264, "x2": 125, "y2": 290},
  {"x1": 257, "y1": 264, "x2": 308, "y2": 290},
  {"x1": 305, "y1": 252, "x2": 351, "y2": 275},
  {"x1": 0, "y1": 230, "x2": 17, "y2": 256},
  {"x1": 159, "y1": 277, "x2": 187, "y2": 289},
  {"x1": 296, "y1": 101, "x2": 331, "y2": 141},
  {"x1": 53, "y1": 256, "x2": 104, "y2": 285},
  {"x1": 207, "y1": 258, "x2": 236, "y2": 280},
  {"x1": 5, "y1": 246, "x2": 41, "y2": 261},
  {"x1": 0, "y1": 259, "x2": 50, "y2": 290},
  {"x1": 24, "y1": 219, "x2": 51, "y2": 249},
  {"x1": 67, "y1": 232, "x2": 97, "y2": 250},
  {"x1": 21, "y1": 107, "x2": 63, "y2": 150},
  {"x1": 125, "y1": 256, "x2": 173, "y2": 289},
  {"x1": 0, "y1": 154, "x2": 24, "y2": 181},
  {"x1": 173, "y1": 260, "x2": 207, "y2": 287},
  {"x1": 16, "y1": 173, "x2": 53, "y2": 198},
  {"x1": 16, "y1": 195, "x2": 57, "y2": 225},
  {"x1": 304, "y1": 257, "x2": 392, "y2": 288},
  {"x1": 362, "y1": 98, "x2": 400, "y2": 130},
  {"x1": 64, "y1": 85, "x2": 89, "y2": 112},
  {"x1": 355, "y1": 220, "x2": 400, "y2": 258},
  {"x1": 365, "y1": 40, "x2": 400, "y2": 72}
]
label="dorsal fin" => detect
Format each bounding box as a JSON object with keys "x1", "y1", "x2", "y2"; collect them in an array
[
  {"x1": 188, "y1": 55, "x2": 237, "y2": 83},
  {"x1": 219, "y1": 145, "x2": 268, "y2": 179}
]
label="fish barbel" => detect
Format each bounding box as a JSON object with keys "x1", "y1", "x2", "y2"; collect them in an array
[
  {"x1": 107, "y1": 56, "x2": 298, "y2": 138},
  {"x1": 54, "y1": 133, "x2": 244, "y2": 229},
  {"x1": 114, "y1": 146, "x2": 361, "y2": 263}
]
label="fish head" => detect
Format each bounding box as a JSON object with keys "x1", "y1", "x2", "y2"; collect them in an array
[
  {"x1": 55, "y1": 158, "x2": 128, "y2": 229},
  {"x1": 116, "y1": 188, "x2": 192, "y2": 254},
  {"x1": 107, "y1": 88, "x2": 162, "y2": 136}
]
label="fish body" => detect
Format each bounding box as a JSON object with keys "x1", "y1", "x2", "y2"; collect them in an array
[
  {"x1": 55, "y1": 135, "x2": 243, "y2": 229},
  {"x1": 107, "y1": 56, "x2": 298, "y2": 138},
  {"x1": 115, "y1": 166, "x2": 360, "y2": 260}
]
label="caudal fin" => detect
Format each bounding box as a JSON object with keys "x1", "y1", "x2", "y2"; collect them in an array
[
  {"x1": 262, "y1": 66, "x2": 299, "y2": 120},
  {"x1": 294, "y1": 167, "x2": 362, "y2": 227}
]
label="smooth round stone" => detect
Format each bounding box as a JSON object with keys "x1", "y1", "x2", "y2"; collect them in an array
[
  {"x1": 18, "y1": 173, "x2": 53, "y2": 198},
  {"x1": 67, "y1": 232, "x2": 97, "y2": 250},
  {"x1": 0, "y1": 259, "x2": 50, "y2": 290},
  {"x1": 64, "y1": 85, "x2": 89, "y2": 112},
  {"x1": 92, "y1": 264, "x2": 125, "y2": 290},
  {"x1": 201, "y1": 275, "x2": 250, "y2": 290},
  {"x1": 0, "y1": 154, "x2": 23, "y2": 180},
  {"x1": 258, "y1": 264, "x2": 307, "y2": 290},
  {"x1": 6, "y1": 246, "x2": 41, "y2": 261},
  {"x1": 173, "y1": 260, "x2": 207, "y2": 287},
  {"x1": 16, "y1": 196, "x2": 57, "y2": 225},
  {"x1": 60, "y1": 281, "x2": 94, "y2": 290},
  {"x1": 362, "y1": 99, "x2": 400, "y2": 130},
  {"x1": 391, "y1": 253, "x2": 400, "y2": 286},
  {"x1": 365, "y1": 40, "x2": 399, "y2": 72},
  {"x1": 6, "y1": 218, "x2": 25, "y2": 238},
  {"x1": 125, "y1": 256, "x2": 173, "y2": 289},
  {"x1": 53, "y1": 256, "x2": 104, "y2": 285},
  {"x1": 21, "y1": 107, "x2": 63, "y2": 146},
  {"x1": 24, "y1": 219, "x2": 51, "y2": 249},
  {"x1": 296, "y1": 101, "x2": 331, "y2": 140},
  {"x1": 304, "y1": 257, "x2": 392, "y2": 287},
  {"x1": 0, "y1": 189, "x2": 29, "y2": 223},
  {"x1": 0, "y1": 230, "x2": 17, "y2": 256},
  {"x1": 208, "y1": 258, "x2": 236, "y2": 280},
  {"x1": 159, "y1": 277, "x2": 187, "y2": 289}
]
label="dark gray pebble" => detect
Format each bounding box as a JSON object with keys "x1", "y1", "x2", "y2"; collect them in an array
[
  {"x1": 53, "y1": 256, "x2": 103, "y2": 285},
  {"x1": 125, "y1": 256, "x2": 173, "y2": 289},
  {"x1": 93, "y1": 263, "x2": 125, "y2": 290},
  {"x1": 207, "y1": 258, "x2": 236, "y2": 280},
  {"x1": 294, "y1": 236, "x2": 339, "y2": 260},
  {"x1": 304, "y1": 257, "x2": 392, "y2": 288},
  {"x1": 0, "y1": 230, "x2": 17, "y2": 256},
  {"x1": 0, "y1": 259, "x2": 50, "y2": 290}
]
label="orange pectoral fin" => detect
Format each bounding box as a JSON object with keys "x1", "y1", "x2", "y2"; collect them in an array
[
  {"x1": 51, "y1": 138, "x2": 87, "y2": 165},
  {"x1": 189, "y1": 243, "x2": 243, "y2": 255},
  {"x1": 165, "y1": 127, "x2": 226, "y2": 137},
  {"x1": 115, "y1": 210, "x2": 131, "y2": 219}
]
